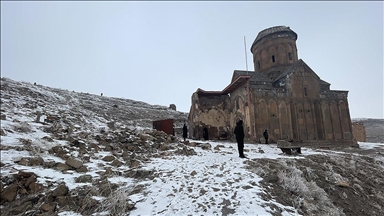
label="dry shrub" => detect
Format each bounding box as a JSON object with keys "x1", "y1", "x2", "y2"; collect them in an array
[
  {"x1": 95, "y1": 186, "x2": 136, "y2": 215},
  {"x1": 277, "y1": 163, "x2": 345, "y2": 216}
]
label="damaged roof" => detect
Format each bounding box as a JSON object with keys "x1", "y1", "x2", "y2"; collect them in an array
[{"x1": 232, "y1": 70, "x2": 271, "y2": 83}]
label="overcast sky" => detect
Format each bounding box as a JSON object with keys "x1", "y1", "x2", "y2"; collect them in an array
[{"x1": 1, "y1": 1, "x2": 383, "y2": 118}]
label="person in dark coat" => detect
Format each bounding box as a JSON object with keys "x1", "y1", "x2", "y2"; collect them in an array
[
  {"x1": 203, "y1": 128, "x2": 209, "y2": 140},
  {"x1": 234, "y1": 120, "x2": 246, "y2": 158},
  {"x1": 263, "y1": 129, "x2": 269, "y2": 144},
  {"x1": 182, "y1": 123, "x2": 188, "y2": 141}
]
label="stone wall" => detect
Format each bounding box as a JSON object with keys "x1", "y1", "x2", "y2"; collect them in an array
[{"x1": 352, "y1": 122, "x2": 366, "y2": 142}]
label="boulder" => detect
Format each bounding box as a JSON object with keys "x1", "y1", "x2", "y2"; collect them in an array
[
  {"x1": 52, "y1": 183, "x2": 68, "y2": 197},
  {"x1": 102, "y1": 155, "x2": 115, "y2": 162},
  {"x1": 65, "y1": 157, "x2": 83, "y2": 169},
  {"x1": 200, "y1": 143, "x2": 212, "y2": 150},
  {"x1": 0, "y1": 183, "x2": 18, "y2": 202},
  {"x1": 29, "y1": 182, "x2": 44, "y2": 193},
  {"x1": 75, "y1": 175, "x2": 93, "y2": 183},
  {"x1": 25, "y1": 175, "x2": 37, "y2": 187},
  {"x1": 40, "y1": 202, "x2": 56, "y2": 212},
  {"x1": 76, "y1": 166, "x2": 88, "y2": 173},
  {"x1": 54, "y1": 162, "x2": 71, "y2": 171}
]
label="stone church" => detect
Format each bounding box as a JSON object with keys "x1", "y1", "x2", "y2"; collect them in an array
[{"x1": 188, "y1": 26, "x2": 355, "y2": 146}]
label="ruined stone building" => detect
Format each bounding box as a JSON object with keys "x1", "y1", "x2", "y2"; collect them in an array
[{"x1": 188, "y1": 26, "x2": 355, "y2": 145}]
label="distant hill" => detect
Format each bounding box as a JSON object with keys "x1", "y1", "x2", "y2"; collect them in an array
[{"x1": 352, "y1": 118, "x2": 384, "y2": 143}]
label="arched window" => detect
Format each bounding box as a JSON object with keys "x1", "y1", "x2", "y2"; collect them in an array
[
  {"x1": 272, "y1": 55, "x2": 275, "y2": 63},
  {"x1": 304, "y1": 87, "x2": 308, "y2": 97}
]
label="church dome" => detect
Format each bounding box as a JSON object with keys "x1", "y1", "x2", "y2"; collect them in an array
[{"x1": 251, "y1": 26, "x2": 297, "y2": 52}]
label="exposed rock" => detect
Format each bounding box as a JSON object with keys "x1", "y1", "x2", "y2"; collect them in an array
[
  {"x1": 18, "y1": 171, "x2": 34, "y2": 178},
  {"x1": 65, "y1": 157, "x2": 83, "y2": 169},
  {"x1": 104, "y1": 167, "x2": 114, "y2": 175},
  {"x1": 29, "y1": 157, "x2": 45, "y2": 166},
  {"x1": 199, "y1": 143, "x2": 212, "y2": 150},
  {"x1": 25, "y1": 175, "x2": 37, "y2": 187},
  {"x1": 76, "y1": 166, "x2": 88, "y2": 173},
  {"x1": 75, "y1": 175, "x2": 93, "y2": 183},
  {"x1": 0, "y1": 183, "x2": 18, "y2": 202},
  {"x1": 55, "y1": 195, "x2": 77, "y2": 209},
  {"x1": 124, "y1": 169, "x2": 153, "y2": 179},
  {"x1": 29, "y1": 182, "x2": 44, "y2": 193},
  {"x1": 0, "y1": 129, "x2": 6, "y2": 136},
  {"x1": 111, "y1": 159, "x2": 123, "y2": 167},
  {"x1": 52, "y1": 183, "x2": 69, "y2": 197},
  {"x1": 49, "y1": 146, "x2": 68, "y2": 158},
  {"x1": 1, "y1": 114, "x2": 6, "y2": 120},
  {"x1": 40, "y1": 202, "x2": 56, "y2": 212},
  {"x1": 54, "y1": 162, "x2": 71, "y2": 171},
  {"x1": 102, "y1": 155, "x2": 115, "y2": 162}
]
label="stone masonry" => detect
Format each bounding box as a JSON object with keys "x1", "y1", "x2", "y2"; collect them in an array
[{"x1": 188, "y1": 26, "x2": 356, "y2": 146}]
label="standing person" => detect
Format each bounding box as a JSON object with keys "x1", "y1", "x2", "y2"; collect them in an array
[
  {"x1": 203, "y1": 128, "x2": 209, "y2": 140},
  {"x1": 183, "y1": 123, "x2": 188, "y2": 141},
  {"x1": 263, "y1": 129, "x2": 269, "y2": 144},
  {"x1": 234, "y1": 120, "x2": 246, "y2": 158}
]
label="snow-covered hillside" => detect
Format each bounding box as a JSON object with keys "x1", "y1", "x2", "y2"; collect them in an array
[
  {"x1": 1, "y1": 77, "x2": 384, "y2": 216},
  {"x1": 0, "y1": 77, "x2": 188, "y2": 131}
]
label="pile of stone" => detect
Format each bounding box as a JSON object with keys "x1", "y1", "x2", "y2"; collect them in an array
[{"x1": 0, "y1": 121, "x2": 200, "y2": 215}]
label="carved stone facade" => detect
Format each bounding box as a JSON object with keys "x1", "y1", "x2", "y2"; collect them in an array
[{"x1": 188, "y1": 26, "x2": 356, "y2": 146}]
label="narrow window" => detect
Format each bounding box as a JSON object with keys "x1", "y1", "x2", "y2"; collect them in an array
[
  {"x1": 304, "y1": 87, "x2": 307, "y2": 96},
  {"x1": 288, "y1": 52, "x2": 292, "y2": 60},
  {"x1": 272, "y1": 55, "x2": 275, "y2": 62},
  {"x1": 257, "y1": 61, "x2": 261, "y2": 69}
]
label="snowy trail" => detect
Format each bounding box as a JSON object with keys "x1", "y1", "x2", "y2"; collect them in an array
[{"x1": 130, "y1": 142, "x2": 300, "y2": 216}]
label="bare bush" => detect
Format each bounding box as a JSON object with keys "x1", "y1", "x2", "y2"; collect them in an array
[
  {"x1": 277, "y1": 164, "x2": 345, "y2": 216},
  {"x1": 95, "y1": 186, "x2": 136, "y2": 215}
]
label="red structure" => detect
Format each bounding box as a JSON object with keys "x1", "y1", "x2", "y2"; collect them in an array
[{"x1": 153, "y1": 119, "x2": 174, "y2": 135}]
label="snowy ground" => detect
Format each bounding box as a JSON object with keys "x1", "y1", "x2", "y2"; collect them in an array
[{"x1": 2, "y1": 120, "x2": 382, "y2": 216}]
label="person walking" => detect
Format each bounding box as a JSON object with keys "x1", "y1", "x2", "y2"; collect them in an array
[
  {"x1": 234, "y1": 120, "x2": 246, "y2": 158},
  {"x1": 183, "y1": 123, "x2": 188, "y2": 141},
  {"x1": 263, "y1": 129, "x2": 269, "y2": 144}
]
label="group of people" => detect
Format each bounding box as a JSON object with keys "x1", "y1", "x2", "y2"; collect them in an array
[
  {"x1": 234, "y1": 119, "x2": 268, "y2": 158},
  {"x1": 182, "y1": 120, "x2": 269, "y2": 159}
]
